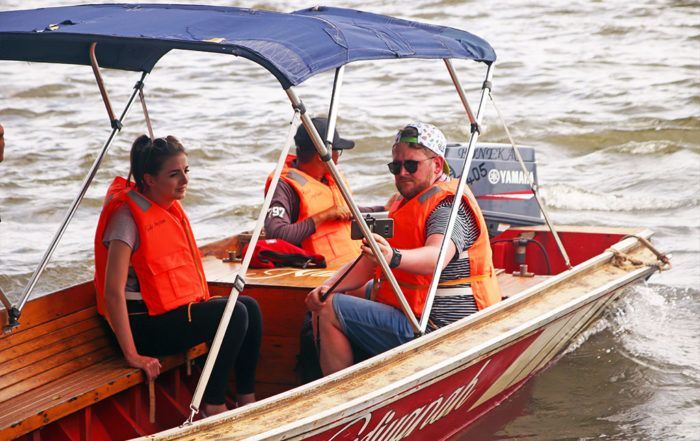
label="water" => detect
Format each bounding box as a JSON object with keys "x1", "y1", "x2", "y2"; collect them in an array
[{"x1": 1, "y1": 1, "x2": 698, "y2": 439}]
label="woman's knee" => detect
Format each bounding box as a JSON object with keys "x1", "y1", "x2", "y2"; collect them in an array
[
  {"x1": 227, "y1": 302, "x2": 249, "y2": 334},
  {"x1": 238, "y1": 296, "x2": 261, "y2": 321}
]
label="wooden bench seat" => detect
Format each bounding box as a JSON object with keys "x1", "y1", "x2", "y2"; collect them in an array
[{"x1": 0, "y1": 282, "x2": 207, "y2": 440}]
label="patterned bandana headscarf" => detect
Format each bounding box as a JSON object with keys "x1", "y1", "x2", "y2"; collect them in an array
[{"x1": 395, "y1": 121, "x2": 450, "y2": 175}]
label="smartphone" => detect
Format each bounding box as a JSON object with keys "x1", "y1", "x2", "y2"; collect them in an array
[{"x1": 351, "y1": 216, "x2": 394, "y2": 240}]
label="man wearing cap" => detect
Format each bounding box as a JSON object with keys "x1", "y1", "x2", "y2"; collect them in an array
[
  {"x1": 264, "y1": 117, "x2": 384, "y2": 268},
  {"x1": 306, "y1": 122, "x2": 501, "y2": 375}
]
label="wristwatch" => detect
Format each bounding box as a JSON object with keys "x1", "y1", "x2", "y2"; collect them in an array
[{"x1": 389, "y1": 248, "x2": 402, "y2": 269}]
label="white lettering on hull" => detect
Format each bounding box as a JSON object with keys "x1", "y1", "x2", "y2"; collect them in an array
[{"x1": 329, "y1": 360, "x2": 491, "y2": 441}]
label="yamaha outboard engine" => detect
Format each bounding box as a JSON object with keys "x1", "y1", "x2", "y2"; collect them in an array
[{"x1": 445, "y1": 143, "x2": 544, "y2": 237}]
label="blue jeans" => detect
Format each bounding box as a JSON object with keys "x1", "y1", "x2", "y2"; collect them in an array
[{"x1": 332, "y1": 294, "x2": 415, "y2": 356}]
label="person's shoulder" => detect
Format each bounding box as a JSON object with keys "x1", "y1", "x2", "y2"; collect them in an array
[
  {"x1": 111, "y1": 203, "x2": 136, "y2": 225},
  {"x1": 275, "y1": 179, "x2": 300, "y2": 202}
]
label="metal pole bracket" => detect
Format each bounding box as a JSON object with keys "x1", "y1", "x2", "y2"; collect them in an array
[
  {"x1": 233, "y1": 274, "x2": 246, "y2": 293},
  {"x1": 291, "y1": 98, "x2": 307, "y2": 115},
  {"x1": 2, "y1": 306, "x2": 21, "y2": 334}
]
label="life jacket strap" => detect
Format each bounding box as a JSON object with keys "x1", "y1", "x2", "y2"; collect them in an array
[
  {"x1": 436, "y1": 272, "x2": 491, "y2": 286},
  {"x1": 378, "y1": 269, "x2": 491, "y2": 291},
  {"x1": 125, "y1": 290, "x2": 143, "y2": 301},
  {"x1": 435, "y1": 286, "x2": 474, "y2": 297}
]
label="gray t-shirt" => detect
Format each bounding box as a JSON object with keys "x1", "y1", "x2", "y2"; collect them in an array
[{"x1": 102, "y1": 204, "x2": 141, "y2": 292}]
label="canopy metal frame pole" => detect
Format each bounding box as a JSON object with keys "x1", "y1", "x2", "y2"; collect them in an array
[
  {"x1": 185, "y1": 110, "x2": 301, "y2": 424},
  {"x1": 488, "y1": 92, "x2": 572, "y2": 269},
  {"x1": 285, "y1": 86, "x2": 421, "y2": 334},
  {"x1": 445, "y1": 59, "x2": 478, "y2": 127},
  {"x1": 14, "y1": 49, "x2": 146, "y2": 318},
  {"x1": 324, "y1": 67, "x2": 344, "y2": 147},
  {"x1": 418, "y1": 60, "x2": 493, "y2": 333},
  {"x1": 137, "y1": 81, "x2": 155, "y2": 140},
  {"x1": 89, "y1": 42, "x2": 122, "y2": 131}
]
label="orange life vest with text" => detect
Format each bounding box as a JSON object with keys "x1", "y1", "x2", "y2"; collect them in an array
[
  {"x1": 265, "y1": 155, "x2": 361, "y2": 267},
  {"x1": 94, "y1": 177, "x2": 210, "y2": 316},
  {"x1": 375, "y1": 179, "x2": 501, "y2": 317}
]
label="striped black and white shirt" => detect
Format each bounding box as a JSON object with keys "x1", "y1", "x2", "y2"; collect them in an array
[{"x1": 425, "y1": 196, "x2": 479, "y2": 332}]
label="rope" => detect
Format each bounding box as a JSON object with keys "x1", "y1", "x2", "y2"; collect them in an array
[
  {"x1": 607, "y1": 235, "x2": 671, "y2": 271},
  {"x1": 488, "y1": 92, "x2": 572, "y2": 269}
]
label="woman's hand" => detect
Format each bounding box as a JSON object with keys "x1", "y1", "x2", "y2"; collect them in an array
[
  {"x1": 306, "y1": 284, "x2": 330, "y2": 312},
  {"x1": 361, "y1": 233, "x2": 393, "y2": 265},
  {"x1": 126, "y1": 353, "x2": 162, "y2": 381}
]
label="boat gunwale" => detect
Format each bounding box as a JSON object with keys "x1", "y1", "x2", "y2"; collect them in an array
[{"x1": 147, "y1": 228, "x2": 657, "y2": 440}]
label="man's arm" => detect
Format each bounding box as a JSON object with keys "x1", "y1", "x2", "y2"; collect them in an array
[
  {"x1": 361, "y1": 233, "x2": 455, "y2": 275},
  {"x1": 265, "y1": 180, "x2": 353, "y2": 245},
  {"x1": 359, "y1": 198, "x2": 471, "y2": 275},
  {"x1": 265, "y1": 181, "x2": 316, "y2": 245}
]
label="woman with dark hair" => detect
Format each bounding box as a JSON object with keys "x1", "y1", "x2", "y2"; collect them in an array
[{"x1": 94, "y1": 135, "x2": 262, "y2": 416}]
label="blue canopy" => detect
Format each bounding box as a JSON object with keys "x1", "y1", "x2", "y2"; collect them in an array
[{"x1": 0, "y1": 4, "x2": 495, "y2": 88}]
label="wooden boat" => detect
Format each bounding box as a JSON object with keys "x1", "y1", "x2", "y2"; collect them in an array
[
  {"x1": 0, "y1": 4, "x2": 670, "y2": 441},
  {"x1": 0, "y1": 226, "x2": 667, "y2": 440}
]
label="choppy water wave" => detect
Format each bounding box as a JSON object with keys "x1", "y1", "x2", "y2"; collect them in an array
[
  {"x1": 553, "y1": 283, "x2": 700, "y2": 440},
  {"x1": 611, "y1": 285, "x2": 700, "y2": 379},
  {"x1": 538, "y1": 118, "x2": 700, "y2": 154},
  {"x1": 609, "y1": 139, "x2": 685, "y2": 155},
  {"x1": 601, "y1": 284, "x2": 700, "y2": 440},
  {"x1": 540, "y1": 184, "x2": 697, "y2": 212},
  {"x1": 12, "y1": 83, "x2": 82, "y2": 99}
]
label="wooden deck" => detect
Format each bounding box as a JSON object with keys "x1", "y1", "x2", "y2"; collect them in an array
[
  {"x1": 203, "y1": 256, "x2": 549, "y2": 295},
  {"x1": 0, "y1": 284, "x2": 208, "y2": 440}
]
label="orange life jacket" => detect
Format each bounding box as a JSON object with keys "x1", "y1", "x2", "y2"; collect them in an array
[
  {"x1": 375, "y1": 179, "x2": 501, "y2": 317},
  {"x1": 94, "y1": 176, "x2": 210, "y2": 316},
  {"x1": 265, "y1": 155, "x2": 361, "y2": 267}
]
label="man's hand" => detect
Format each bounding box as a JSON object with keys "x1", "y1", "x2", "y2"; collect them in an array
[
  {"x1": 306, "y1": 284, "x2": 331, "y2": 312},
  {"x1": 361, "y1": 233, "x2": 393, "y2": 265},
  {"x1": 311, "y1": 206, "x2": 352, "y2": 228},
  {"x1": 126, "y1": 353, "x2": 162, "y2": 381}
]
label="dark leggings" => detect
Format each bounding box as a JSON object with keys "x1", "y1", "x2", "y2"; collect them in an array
[{"x1": 128, "y1": 296, "x2": 262, "y2": 405}]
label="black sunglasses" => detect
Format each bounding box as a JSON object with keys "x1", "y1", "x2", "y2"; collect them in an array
[{"x1": 387, "y1": 157, "x2": 434, "y2": 175}]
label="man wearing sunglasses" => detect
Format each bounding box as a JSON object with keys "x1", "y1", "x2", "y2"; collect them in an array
[
  {"x1": 306, "y1": 122, "x2": 501, "y2": 376},
  {"x1": 264, "y1": 117, "x2": 385, "y2": 268}
]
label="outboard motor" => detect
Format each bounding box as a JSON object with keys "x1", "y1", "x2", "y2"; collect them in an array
[{"x1": 445, "y1": 142, "x2": 544, "y2": 237}]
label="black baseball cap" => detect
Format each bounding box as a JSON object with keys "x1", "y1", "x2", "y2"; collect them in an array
[{"x1": 294, "y1": 117, "x2": 355, "y2": 153}]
